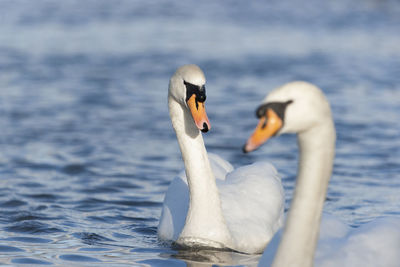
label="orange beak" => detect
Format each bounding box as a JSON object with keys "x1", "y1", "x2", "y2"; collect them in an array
[
  {"x1": 187, "y1": 94, "x2": 211, "y2": 132},
  {"x1": 243, "y1": 108, "x2": 282, "y2": 153}
]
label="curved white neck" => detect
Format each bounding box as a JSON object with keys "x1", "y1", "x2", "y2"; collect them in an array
[
  {"x1": 272, "y1": 120, "x2": 335, "y2": 267},
  {"x1": 168, "y1": 96, "x2": 233, "y2": 248}
]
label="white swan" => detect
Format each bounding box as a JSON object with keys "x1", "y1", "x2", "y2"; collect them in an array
[
  {"x1": 243, "y1": 81, "x2": 336, "y2": 266},
  {"x1": 244, "y1": 82, "x2": 400, "y2": 267},
  {"x1": 158, "y1": 64, "x2": 285, "y2": 254}
]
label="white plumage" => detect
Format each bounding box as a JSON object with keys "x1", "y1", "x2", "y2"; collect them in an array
[
  {"x1": 158, "y1": 64, "x2": 284, "y2": 254},
  {"x1": 243, "y1": 81, "x2": 400, "y2": 267},
  {"x1": 159, "y1": 153, "x2": 284, "y2": 253},
  {"x1": 259, "y1": 214, "x2": 400, "y2": 267}
]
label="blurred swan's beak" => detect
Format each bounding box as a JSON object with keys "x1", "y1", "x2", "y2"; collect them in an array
[
  {"x1": 243, "y1": 109, "x2": 282, "y2": 153},
  {"x1": 187, "y1": 94, "x2": 211, "y2": 133}
]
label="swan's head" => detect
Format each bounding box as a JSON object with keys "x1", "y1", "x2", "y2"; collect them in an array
[
  {"x1": 243, "y1": 81, "x2": 332, "y2": 153},
  {"x1": 169, "y1": 64, "x2": 211, "y2": 133}
]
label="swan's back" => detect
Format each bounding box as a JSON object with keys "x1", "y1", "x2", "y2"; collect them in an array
[
  {"x1": 219, "y1": 161, "x2": 284, "y2": 253},
  {"x1": 315, "y1": 216, "x2": 400, "y2": 267}
]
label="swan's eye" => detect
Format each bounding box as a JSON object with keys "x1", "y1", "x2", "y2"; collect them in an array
[
  {"x1": 256, "y1": 105, "x2": 267, "y2": 118},
  {"x1": 184, "y1": 81, "x2": 207, "y2": 103}
]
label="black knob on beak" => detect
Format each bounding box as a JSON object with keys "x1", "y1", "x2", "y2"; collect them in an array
[{"x1": 201, "y1": 122, "x2": 209, "y2": 133}]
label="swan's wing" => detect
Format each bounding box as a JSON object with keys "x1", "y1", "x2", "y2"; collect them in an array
[
  {"x1": 207, "y1": 153, "x2": 234, "y2": 181},
  {"x1": 219, "y1": 161, "x2": 285, "y2": 254},
  {"x1": 157, "y1": 170, "x2": 189, "y2": 241},
  {"x1": 315, "y1": 216, "x2": 400, "y2": 267},
  {"x1": 259, "y1": 214, "x2": 400, "y2": 267},
  {"x1": 157, "y1": 153, "x2": 233, "y2": 241}
]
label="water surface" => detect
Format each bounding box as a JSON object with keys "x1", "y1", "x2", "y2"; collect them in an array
[{"x1": 0, "y1": 0, "x2": 400, "y2": 266}]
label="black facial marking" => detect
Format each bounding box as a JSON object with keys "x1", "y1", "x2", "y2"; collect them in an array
[
  {"x1": 256, "y1": 100, "x2": 293, "y2": 123},
  {"x1": 184, "y1": 81, "x2": 206, "y2": 108}
]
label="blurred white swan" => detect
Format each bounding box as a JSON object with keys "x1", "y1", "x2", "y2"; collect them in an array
[
  {"x1": 243, "y1": 81, "x2": 400, "y2": 267},
  {"x1": 157, "y1": 64, "x2": 284, "y2": 254}
]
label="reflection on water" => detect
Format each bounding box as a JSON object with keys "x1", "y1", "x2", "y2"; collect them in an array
[
  {"x1": 171, "y1": 249, "x2": 260, "y2": 267},
  {"x1": 0, "y1": 0, "x2": 400, "y2": 265}
]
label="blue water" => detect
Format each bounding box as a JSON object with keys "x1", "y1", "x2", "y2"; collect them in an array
[{"x1": 0, "y1": 0, "x2": 399, "y2": 266}]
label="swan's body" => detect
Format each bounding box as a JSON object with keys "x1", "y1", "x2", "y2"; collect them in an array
[
  {"x1": 243, "y1": 81, "x2": 335, "y2": 266},
  {"x1": 159, "y1": 153, "x2": 283, "y2": 253},
  {"x1": 259, "y1": 213, "x2": 400, "y2": 267},
  {"x1": 158, "y1": 64, "x2": 284, "y2": 253}
]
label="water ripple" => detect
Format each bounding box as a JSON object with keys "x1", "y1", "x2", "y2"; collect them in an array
[
  {"x1": 59, "y1": 254, "x2": 102, "y2": 262},
  {"x1": 72, "y1": 232, "x2": 114, "y2": 245},
  {"x1": 4, "y1": 236, "x2": 52, "y2": 243},
  {"x1": 61, "y1": 163, "x2": 87, "y2": 175},
  {"x1": 0, "y1": 245, "x2": 25, "y2": 252},
  {"x1": 4, "y1": 221, "x2": 64, "y2": 234},
  {"x1": 0, "y1": 199, "x2": 27, "y2": 208},
  {"x1": 0, "y1": 0, "x2": 399, "y2": 266},
  {"x1": 11, "y1": 258, "x2": 52, "y2": 265}
]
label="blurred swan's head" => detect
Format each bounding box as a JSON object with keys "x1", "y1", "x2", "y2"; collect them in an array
[{"x1": 244, "y1": 81, "x2": 332, "y2": 153}]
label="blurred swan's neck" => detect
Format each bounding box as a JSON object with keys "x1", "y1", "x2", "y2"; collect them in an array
[
  {"x1": 272, "y1": 120, "x2": 335, "y2": 267},
  {"x1": 168, "y1": 97, "x2": 233, "y2": 248}
]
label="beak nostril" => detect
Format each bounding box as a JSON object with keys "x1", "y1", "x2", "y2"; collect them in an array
[{"x1": 201, "y1": 122, "x2": 209, "y2": 133}]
